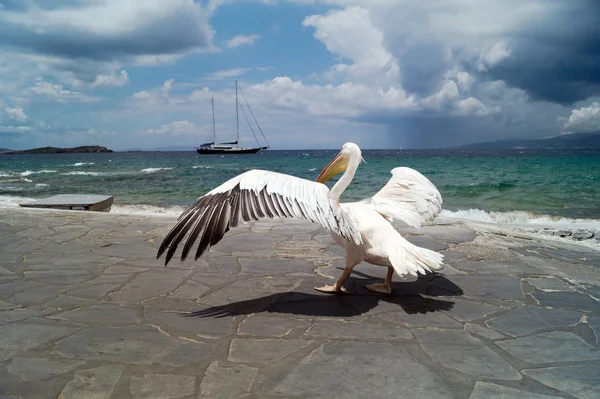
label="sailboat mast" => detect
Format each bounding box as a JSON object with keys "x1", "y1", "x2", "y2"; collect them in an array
[
  {"x1": 235, "y1": 80, "x2": 239, "y2": 144},
  {"x1": 211, "y1": 97, "x2": 216, "y2": 144}
]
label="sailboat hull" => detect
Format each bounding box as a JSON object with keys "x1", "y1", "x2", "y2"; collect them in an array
[{"x1": 196, "y1": 146, "x2": 267, "y2": 155}]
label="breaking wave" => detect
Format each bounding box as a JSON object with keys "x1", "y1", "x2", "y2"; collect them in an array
[
  {"x1": 19, "y1": 170, "x2": 57, "y2": 176},
  {"x1": 140, "y1": 167, "x2": 174, "y2": 173}
]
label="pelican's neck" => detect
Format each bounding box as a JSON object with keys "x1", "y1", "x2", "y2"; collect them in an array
[{"x1": 330, "y1": 158, "x2": 359, "y2": 202}]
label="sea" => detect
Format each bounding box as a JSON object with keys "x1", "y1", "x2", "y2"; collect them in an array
[{"x1": 1, "y1": 149, "x2": 599, "y2": 246}]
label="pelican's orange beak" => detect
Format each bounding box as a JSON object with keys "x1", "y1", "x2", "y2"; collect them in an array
[{"x1": 316, "y1": 152, "x2": 349, "y2": 183}]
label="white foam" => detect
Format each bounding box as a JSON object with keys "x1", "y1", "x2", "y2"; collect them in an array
[
  {"x1": 61, "y1": 171, "x2": 100, "y2": 176},
  {"x1": 440, "y1": 209, "x2": 599, "y2": 228},
  {"x1": 0, "y1": 172, "x2": 13, "y2": 177},
  {"x1": 35, "y1": 183, "x2": 48, "y2": 188},
  {"x1": 20, "y1": 170, "x2": 56, "y2": 176},
  {"x1": 0, "y1": 195, "x2": 35, "y2": 206},
  {"x1": 192, "y1": 165, "x2": 214, "y2": 169},
  {"x1": 141, "y1": 167, "x2": 173, "y2": 173},
  {"x1": 440, "y1": 208, "x2": 600, "y2": 250},
  {"x1": 69, "y1": 162, "x2": 95, "y2": 166},
  {"x1": 111, "y1": 204, "x2": 185, "y2": 217}
]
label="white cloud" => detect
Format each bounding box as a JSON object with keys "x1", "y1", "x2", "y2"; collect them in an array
[
  {"x1": 205, "y1": 68, "x2": 249, "y2": 80},
  {"x1": 91, "y1": 70, "x2": 129, "y2": 88},
  {"x1": 226, "y1": 34, "x2": 261, "y2": 48},
  {"x1": 4, "y1": 106, "x2": 28, "y2": 122},
  {"x1": 140, "y1": 120, "x2": 200, "y2": 136},
  {"x1": 27, "y1": 78, "x2": 101, "y2": 103},
  {"x1": 303, "y1": 6, "x2": 400, "y2": 87},
  {"x1": 477, "y1": 42, "x2": 511, "y2": 71},
  {"x1": 562, "y1": 102, "x2": 600, "y2": 133},
  {"x1": 132, "y1": 90, "x2": 152, "y2": 102},
  {"x1": 0, "y1": 125, "x2": 32, "y2": 133}
]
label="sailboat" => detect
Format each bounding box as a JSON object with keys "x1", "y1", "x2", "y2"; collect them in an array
[{"x1": 196, "y1": 81, "x2": 270, "y2": 154}]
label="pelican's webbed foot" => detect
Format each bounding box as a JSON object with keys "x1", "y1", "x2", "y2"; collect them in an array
[
  {"x1": 314, "y1": 284, "x2": 350, "y2": 294},
  {"x1": 365, "y1": 282, "x2": 392, "y2": 294}
]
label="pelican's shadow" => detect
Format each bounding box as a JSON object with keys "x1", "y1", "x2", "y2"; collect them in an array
[{"x1": 185, "y1": 273, "x2": 463, "y2": 319}]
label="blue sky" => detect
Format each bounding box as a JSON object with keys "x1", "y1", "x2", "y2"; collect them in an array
[{"x1": 0, "y1": 0, "x2": 599, "y2": 150}]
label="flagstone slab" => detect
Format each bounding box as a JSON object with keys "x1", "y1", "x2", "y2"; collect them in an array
[
  {"x1": 410, "y1": 225, "x2": 477, "y2": 244},
  {"x1": 464, "y1": 323, "x2": 506, "y2": 340},
  {"x1": 446, "y1": 299, "x2": 505, "y2": 322},
  {"x1": 51, "y1": 325, "x2": 212, "y2": 366},
  {"x1": 405, "y1": 235, "x2": 449, "y2": 251},
  {"x1": 379, "y1": 310, "x2": 462, "y2": 329},
  {"x1": 486, "y1": 306, "x2": 582, "y2": 336},
  {"x1": 144, "y1": 308, "x2": 235, "y2": 338},
  {"x1": 533, "y1": 291, "x2": 600, "y2": 312},
  {"x1": 305, "y1": 320, "x2": 412, "y2": 340},
  {"x1": 0, "y1": 322, "x2": 77, "y2": 361},
  {"x1": 238, "y1": 314, "x2": 310, "y2": 337},
  {"x1": 169, "y1": 279, "x2": 210, "y2": 299},
  {"x1": 456, "y1": 260, "x2": 543, "y2": 275},
  {"x1": 413, "y1": 329, "x2": 521, "y2": 380},
  {"x1": 213, "y1": 233, "x2": 284, "y2": 254},
  {"x1": 468, "y1": 382, "x2": 563, "y2": 399},
  {"x1": 445, "y1": 275, "x2": 524, "y2": 300},
  {"x1": 109, "y1": 269, "x2": 192, "y2": 302},
  {"x1": 129, "y1": 373, "x2": 195, "y2": 399},
  {"x1": 23, "y1": 269, "x2": 93, "y2": 285},
  {"x1": 200, "y1": 362, "x2": 258, "y2": 399},
  {"x1": 6, "y1": 357, "x2": 84, "y2": 382},
  {"x1": 266, "y1": 341, "x2": 454, "y2": 398},
  {"x1": 525, "y1": 277, "x2": 574, "y2": 291},
  {"x1": 48, "y1": 304, "x2": 140, "y2": 324},
  {"x1": 228, "y1": 338, "x2": 314, "y2": 363},
  {"x1": 497, "y1": 331, "x2": 600, "y2": 364},
  {"x1": 523, "y1": 364, "x2": 600, "y2": 398},
  {"x1": 58, "y1": 365, "x2": 124, "y2": 399},
  {"x1": 239, "y1": 258, "x2": 315, "y2": 276}
]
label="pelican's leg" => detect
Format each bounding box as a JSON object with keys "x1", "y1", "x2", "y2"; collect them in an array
[
  {"x1": 314, "y1": 264, "x2": 354, "y2": 294},
  {"x1": 365, "y1": 267, "x2": 394, "y2": 294}
]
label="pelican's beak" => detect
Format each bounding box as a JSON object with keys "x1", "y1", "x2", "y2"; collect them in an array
[{"x1": 316, "y1": 152, "x2": 349, "y2": 183}]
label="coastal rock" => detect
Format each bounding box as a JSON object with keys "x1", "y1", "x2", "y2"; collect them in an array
[{"x1": 572, "y1": 229, "x2": 594, "y2": 240}]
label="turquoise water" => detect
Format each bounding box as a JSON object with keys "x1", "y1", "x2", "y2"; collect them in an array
[{"x1": 1, "y1": 149, "x2": 599, "y2": 221}]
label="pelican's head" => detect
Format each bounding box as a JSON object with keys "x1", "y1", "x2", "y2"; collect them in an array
[{"x1": 316, "y1": 142, "x2": 362, "y2": 183}]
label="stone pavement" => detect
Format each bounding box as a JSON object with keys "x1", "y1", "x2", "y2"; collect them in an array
[{"x1": 0, "y1": 206, "x2": 599, "y2": 399}]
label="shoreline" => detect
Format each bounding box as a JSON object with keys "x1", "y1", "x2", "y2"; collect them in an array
[{"x1": 3, "y1": 197, "x2": 599, "y2": 251}]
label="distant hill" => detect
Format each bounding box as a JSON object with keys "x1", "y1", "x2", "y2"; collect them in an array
[
  {"x1": 0, "y1": 148, "x2": 13, "y2": 153},
  {"x1": 4, "y1": 145, "x2": 113, "y2": 154},
  {"x1": 460, "y1": 132, "x2": 600, "y2": 149}
]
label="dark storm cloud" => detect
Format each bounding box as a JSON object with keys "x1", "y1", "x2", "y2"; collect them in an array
[
  {"x1": 0, "y1": 1, "x2": 213, "y2": 62},
  {"x1": 486, "y1": 0, "x2": 600, "y2": 104},
  {"x1": 387, "y1": 114, "x2": 553, "y2": 149}
]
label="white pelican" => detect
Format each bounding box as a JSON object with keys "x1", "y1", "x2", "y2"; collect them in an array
[{"x1": 157, "y1": 142, "x2": 444, "y2": 294}]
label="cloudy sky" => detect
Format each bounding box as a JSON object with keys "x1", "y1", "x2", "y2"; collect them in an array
[{"x1": 1, "y1": 0, "x2": 599, "y2": 150}]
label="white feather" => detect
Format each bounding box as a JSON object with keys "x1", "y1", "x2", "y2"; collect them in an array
[
  {"x1": 358, "y1": 166, "x2": 443, "y2": 228},
  {"x1": 203, "y1": 169, "x2": 362, "y2": 245}
]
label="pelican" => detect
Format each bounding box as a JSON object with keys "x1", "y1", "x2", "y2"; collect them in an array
[{"x1": 157, "y1": 142, "x2": 444, "y2": 294}]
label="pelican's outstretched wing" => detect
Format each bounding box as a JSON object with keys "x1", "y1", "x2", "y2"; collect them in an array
[
  {"x1": 158, "y1": 169, "x2": 362, "y2": 265},
  {"x1": 359, "y1": 167, "x2": 442, "y2": 228}
]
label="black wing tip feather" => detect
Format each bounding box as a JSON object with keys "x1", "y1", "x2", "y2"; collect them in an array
[
  {"x1": 158, "y1": 183, "x2": 322, "y2": 267},
  {"x1": 158, "y1": 190, "x2": 239, "y2": 267}
]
